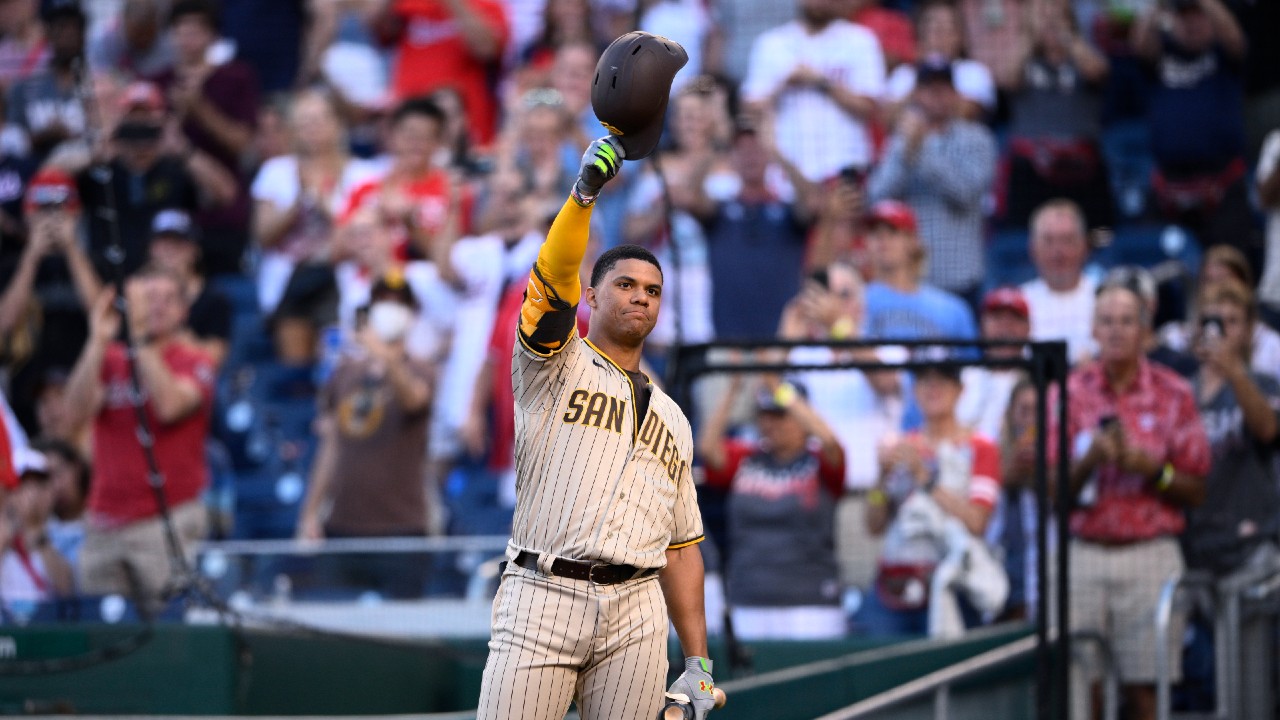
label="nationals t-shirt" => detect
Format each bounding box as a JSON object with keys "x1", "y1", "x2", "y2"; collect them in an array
[{"x1": 88, "y1": 342, "x2": 215, "y2": 524}]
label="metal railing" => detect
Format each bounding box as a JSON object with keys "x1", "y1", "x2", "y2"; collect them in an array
[
  {"x1": 811, "y1": 634, "x2": 1036, "y2": 720},
  {"x1": 809, "y1": 630, "x2": 1120, "y2": 720},
  {"x1": 1155, "y1": 562, "x2": 1280, "y2": 720}
]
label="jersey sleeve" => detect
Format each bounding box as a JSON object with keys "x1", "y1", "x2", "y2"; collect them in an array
[
  {"x1": 967, "y1": 435, "x2": 1002, "y2": 509},
  {"x1": 701, "y1": 440, "x2": 753, "y2": 488},
  {"x1": 517, "y1": 196, "x2": 592, "y2": 358},
  {"x1": 817, "y1": 445, "x2": 846, "y2": 499}
]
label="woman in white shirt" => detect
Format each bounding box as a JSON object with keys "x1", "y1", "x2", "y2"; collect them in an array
[{"x1": 251, "y1": 89, "x2": 382, "y2": 364}]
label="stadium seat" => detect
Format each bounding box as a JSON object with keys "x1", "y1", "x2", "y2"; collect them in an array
[
  {"x1": 984, "y1": 227, "x2": 1035, "y2": 289},
  {"x1": 1100, "y1": 119, "x2": 1155, "y2": 221}
]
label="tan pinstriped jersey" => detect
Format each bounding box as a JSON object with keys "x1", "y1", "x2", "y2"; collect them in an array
[{"x1": 510, "y1": 332, "x2": 704, "y2": 569}]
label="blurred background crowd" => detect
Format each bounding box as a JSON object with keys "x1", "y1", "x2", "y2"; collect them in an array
[{"x1": 0, "y1": 0, "x2": 1277, "y2": 681}]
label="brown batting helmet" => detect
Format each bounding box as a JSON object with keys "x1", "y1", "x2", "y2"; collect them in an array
[{"x1": 591, "y1": 32, "x2": 688, "y2": 160}]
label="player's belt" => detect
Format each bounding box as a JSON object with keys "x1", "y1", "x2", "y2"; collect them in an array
[{"x1": 512, "y1": 551, "x2": 659, "y2": 584}]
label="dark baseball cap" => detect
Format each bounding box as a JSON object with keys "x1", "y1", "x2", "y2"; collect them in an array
[
  {"x1": 41, "y1": 0, "x2": 85, "y2": 23},
  {"x1": 591, "y1": 31, "x2": 688, "y2": 160},
  {"x1": 916, "y1": 54, "x2": 955, "y2": 86},
  {"x1": 911, "y1": 345, "x2": 963, "y2": 383},
  {"x1": 151, "y1": 209, "x2": 197, "y2": 240},
  {"x1": 756, "y1": 380, "x2": 808, "y2": 413}
]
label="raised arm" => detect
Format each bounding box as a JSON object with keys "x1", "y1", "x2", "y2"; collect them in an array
[
  {"x1": 696, "y1": 375, "x2": 742, "y2": 471},
  {"x1": 518, "y1": 137, "x2": 623, "y2": 355},
  {"x1": 62, "y1": 289, "x2": 117, "y2": 431}
]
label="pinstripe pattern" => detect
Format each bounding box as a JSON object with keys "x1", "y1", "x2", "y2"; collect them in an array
[
  {"x1": 477, "y1": 565, "x2": 669, "y2": 720},
  {"x1": 476, "y1": 328, "x2": 703, "y2": 720},
  {"x1": 509, "y1": 332, "x2": 702, "y2": 568}
]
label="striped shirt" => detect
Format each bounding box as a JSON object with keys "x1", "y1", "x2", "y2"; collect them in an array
[
  {"x1": 866, "y1": 120, "x2": 997, "y2": 292},
  {"x1": 510, "y1": 332, "x2": 704, "y2": 569}
]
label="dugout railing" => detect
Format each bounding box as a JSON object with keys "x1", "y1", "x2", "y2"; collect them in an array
[{"x1": 667, "y1": 337, "x2": 1073, "y2": 720}]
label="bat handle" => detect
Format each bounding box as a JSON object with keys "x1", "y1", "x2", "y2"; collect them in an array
[
  {"x1": 658, "y1": 688, "x2": 727, "y2": 720},
  {"x1": 659, "y1": 703, "x2": 691, "y2": 720}
]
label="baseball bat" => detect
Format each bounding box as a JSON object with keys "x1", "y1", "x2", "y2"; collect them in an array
[{"x1": 658, "y1": 688, "x2": 727, "y2": 720}]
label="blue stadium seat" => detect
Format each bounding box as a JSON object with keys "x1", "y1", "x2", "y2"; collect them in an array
[
  {"x1": 1101, "y1": 120, "x2": 1155, "y2": 221},
  {"x1": 984, "y1": 227, "x2": 1035, "y2": 289},
  {"x1": 209, "y1": 273, "x2": 259, "y2": 320},
  {"x1": 1093, "y1": 223, "x2": 1202, "y2": 271},
  {"x1": 231, "y1": 463, "x2": 311, "y2": 539}
]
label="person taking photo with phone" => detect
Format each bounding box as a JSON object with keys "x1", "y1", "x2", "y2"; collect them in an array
[
  {"x1": 296, "y1": 272, "x2": 434, "y2": 596},
  {"x1": 1180, "y1": 278, "x2": 1280, "y2": 719}
]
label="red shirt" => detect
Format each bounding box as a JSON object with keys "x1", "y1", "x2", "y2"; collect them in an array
[
  {"x1": 703, "y1": 439, "x2": 845, "y2": 504},
  {"x1": 852, "y1": 6, "x2": 917, "y2": 68},
  {"x1": 88, "y1": 342, "x2": 215, "y2": 524},
  {"x1": 343, "y1": 170, "x2": 475, "y2": 263},
  {"x1": 1058, "y1": 359, "x2": 1211, "y2": 543},
  {"x1": 389, "y1": 0, "x2": 509, "y2": 146}
]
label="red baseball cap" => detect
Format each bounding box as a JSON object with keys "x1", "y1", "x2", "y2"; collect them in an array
[
  {"x1": 120, "y1": 81, "x2": 165, "y2": 114},
  {"x1": 981, "y1": 286, "x2": 1030, "y2": 320},
  {"x1": 865, "y1": 200, "x2": 918, "y2": 233},
  {"x1": 24, "y1": 167, "x2": 80, "y2": 214}
]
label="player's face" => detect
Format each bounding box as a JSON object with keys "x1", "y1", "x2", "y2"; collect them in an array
[{"x1": 587, "y1": 259, "x2": 662, "y2": 343}]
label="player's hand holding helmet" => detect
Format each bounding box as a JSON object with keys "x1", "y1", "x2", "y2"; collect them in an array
[
  {"x1": 667, "y1": 657, "x2": 716, "y2": 720},
  {"x1": 572, "y1": 136, "x2": 625, "y2": 207}
]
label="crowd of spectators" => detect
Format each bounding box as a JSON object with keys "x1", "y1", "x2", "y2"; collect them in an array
[{"x1": 0, "y1": 0, "x2": 1277, "y2": 713}]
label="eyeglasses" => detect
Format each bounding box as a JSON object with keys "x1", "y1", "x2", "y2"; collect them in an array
[
  {"x1": 521, "y1": 88, "x2": 564, "y2": 110},
  {"x1": 1097, "y1": 266, "x2": 1155, "y2": 305}
]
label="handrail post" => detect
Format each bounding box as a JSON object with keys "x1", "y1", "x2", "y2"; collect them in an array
[{"x1": 1154, "y1": 573, "x2": 1181, "y2": 720}]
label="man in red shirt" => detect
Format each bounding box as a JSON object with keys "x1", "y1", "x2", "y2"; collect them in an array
[
  {"x1": 1062, "y1": 281, "x2": 1210, "y2": 720},
  {"x1": 375, "y1": 0, "x2": 508, "y2": 148},
  {"x1": 63, "y1": 267, "x2": 215, "y2": 601}
]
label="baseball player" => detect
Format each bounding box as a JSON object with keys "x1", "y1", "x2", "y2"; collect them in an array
[{"x1": 474, "y1": 132, "x2": 715, "y2": 720}]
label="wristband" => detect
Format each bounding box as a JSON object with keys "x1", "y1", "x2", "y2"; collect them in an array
[
  {"x1": 867, "y1": 488, "x2": 887, "y2": 507},
  {"x1": 1156, "y1": 463, "x2": 1175, "y2": 492},
  {"x1": 570, "y1": 186, "x2": 598, "y2": 208},
  {"x1": 830, "y1": 316, "x2": 855, "y2": 340},
  {"x1": 773, "y1": 382, "x2": 798, "y2": 409}
]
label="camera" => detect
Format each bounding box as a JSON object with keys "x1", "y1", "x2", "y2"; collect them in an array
[
  {"x1": 28, "y1": 185, "x2": 71, "y2": 210},
  {"x1": 839, "y1": 165, "x2": 865, "y2": 186}
]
